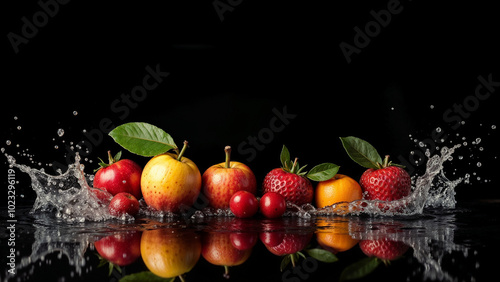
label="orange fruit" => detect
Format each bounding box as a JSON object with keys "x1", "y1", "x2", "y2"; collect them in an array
[
  {"x1": 315, "y1": 174, "x2": 363, "y2": 209},
  {"x1": 316, "y1": 218, "x2": 359, "y2": 253}
]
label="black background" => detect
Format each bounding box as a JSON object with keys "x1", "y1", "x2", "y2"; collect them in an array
[{"x1": 2, "y1": 0, "x2": 499, "y2": 204}]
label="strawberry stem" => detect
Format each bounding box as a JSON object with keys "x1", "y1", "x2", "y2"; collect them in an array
[
  {"x1": 177, "y1": 140, "x2": 188, "y2": 161},
  {"x1": 290, "y1": 158, "x2": 299, "y2": 174},
  {"x1": 383, "y1": 155, "x2": 390, "y2": 168},
  {"x1": 224, "y1": 146, "x2": 231, "y2": 168}
]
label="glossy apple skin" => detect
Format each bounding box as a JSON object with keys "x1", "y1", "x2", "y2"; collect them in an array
[
  {"x1": 141, "y1": 153, "x2": 202, "y2": 213},
  {"x1": 202, "y1": 161, "x2": 257, "y2": 209},
  {"x1": 94, "y1": 159, "x2": 142, "y2": 199},
  {"x1": 94, "y1": 231, "x2": 142, "y2": 266},
  {"x1": 108, "y1": 192, "x2": 140, "y2": 217}
]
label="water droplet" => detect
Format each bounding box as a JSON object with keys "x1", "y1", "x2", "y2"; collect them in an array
[
  {"x1": 436, "y1": 127, "x2": 441, "y2": 133},
  {"x1": 57, "y1": 129, "x2": 64, "y2": 137},
  {"x1": 13, "y1": 116, "x2": 18, "y2": 120},
  {"x1": 122, "y1": 180, "x2": 127, "y2": 184},
  {"x1": 430, "y1": 105, "x2": 435, "y2": 109},
  {"x1": 492, "y1": 125, "x2": 497, "y2": 129},
  {"x1": 425, "y1": 149, "x2": 431, "y2": 157},
  {"x1": 390, "y1": 107, "x2": 395, "y2": 110},
  {"x1": 6, "y1": 140, "x2": 11, "y2": 145},
  {"x1": 1, "y1": 148, "x2": 4, "y2": 153},
  {"x1": 463, "y1": 142, "x2": 468, "y2": 146},
  {"x1": 54, "y1": 145, "x2": 59, "y2": 149},
  {"x1": 479, "y1": 147, "x2": 484, "y2": 151},
  {"x1": 17, "y1": 126, "x2": 21, "y2": 130},
  {"x1": 477, "y1": 162, "x2": 482, "y2": 167},
  {"x1": 419, "y1": 141, "x2": 425, "y2": 147},
  {"x1": 410, "y1": 151, "x2": 415, "y2": 155},
  {"x1": 73, "y1": 111, "x2": 78, "y2": 116},
  {"x1": 475, "y1": 138, "x2": 481, "y2": 144}
]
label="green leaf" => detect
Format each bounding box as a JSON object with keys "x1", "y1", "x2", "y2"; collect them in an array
[
  {"x1": 280, "y1": 145, "x2": 291, "y2": 169},
  {"x1": 113, "y1": 151, "x2": 122, "y2": 162},
  {"x1": 108, "y1": 122, "x2": 177, "y2": 157},
  {"x1": 340, "y1": 257, "x2": 380, "y2": 281},
  {"x1": 307, "y1": 163, "x2": 340, "y2": 181},
  {"x1": 306, "y1": 248, "x2": 338, "y2": 263},
  {"x1": 280, "y1": 255, "x2": 291, "y2": 272},
  {"x1": 340, "y1": 136, "x2": 382, "y2": 169},
  {"x1": 119, "y1": 271, "x2": 174, "y2": 282}
]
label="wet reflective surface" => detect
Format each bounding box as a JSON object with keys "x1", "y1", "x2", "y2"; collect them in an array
[{"x1": 2, "y1": 201, "x2": 498, "y2": 282}]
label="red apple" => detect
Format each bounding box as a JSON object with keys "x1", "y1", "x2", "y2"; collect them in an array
[
  {"x1": 94, "y1": 231, "x2": 142, "y2": 266},
  {"x1": 109, "y1": 192, "x2": 140, "y2": 217},
  {"x1": 202, "y1": 146, "x2": 257, "y2": 209},
  {"x1": 94, "y1": 151, "x2": 142, "y2": 199}
]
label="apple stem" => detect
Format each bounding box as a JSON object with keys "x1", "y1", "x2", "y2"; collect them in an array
[
  {"x1": 223, "y1": 265, "x2": 230, "y2": 279},
  {"x1": 177, "y1": 275, "x2": 186, "y2": 282},
  {"x1": 177, "y1": 140, "x2": 189, "y2": 161},
  {"x1": 107, "y1": 150, "x2": 114, "y2": 165},
  {"x1": 224, "y1": 146, "x2": 232, "y2": 168}
]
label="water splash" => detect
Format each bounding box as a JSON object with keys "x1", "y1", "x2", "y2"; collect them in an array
[
  {"x1": 313, "y1": 145, "x2": 462, "y2": 217},
  {"x1": 4, "y1": 144, "x2": 462, "y2": 222},
  {"x1": 6, "y1": 154, "x2": 112, "y2": 222}
]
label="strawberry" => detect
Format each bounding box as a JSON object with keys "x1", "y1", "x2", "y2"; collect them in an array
[
  {"x1": 263, "y1": 168, "x2": 313, "y2": 206},
  {"x1": 359, "y1": 239, "x2": 409, "y2": 261},
  {"x1": 360, "y1": 161, "x2": 411, "y2": 201},
  {"x1": 340, "y1": 137, "x2": 411, "y2": 202},
  {"x1": 262, "y1": 145, "x2": 339, "y2": 206}
]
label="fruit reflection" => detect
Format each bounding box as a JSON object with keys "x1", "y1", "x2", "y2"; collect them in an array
[
  {"x1": 141, "y1": 229, "x2": 201, "y2": 279},
  {"x1": 94, "y1": 231, "x2": 142, "y2": 266},
  {"x1": 359, "y1": 239, "x2": 409, "y2": 261},
  {"x1": 201, "y1": 232, "x2": 253, "y2": 278},
  {"x1": 261, "y1": 232, "x2": 313, "y2": 256},
  {"x1": 315, "y1": 218, "x2": 359, "y2": 254}
]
